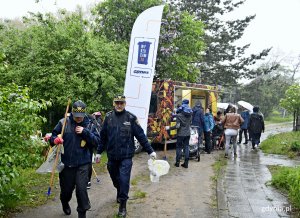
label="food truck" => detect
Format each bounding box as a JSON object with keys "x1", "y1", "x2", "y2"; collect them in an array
[{"x1": 147, "y1": 79, "x2": 221, "y2": 144}]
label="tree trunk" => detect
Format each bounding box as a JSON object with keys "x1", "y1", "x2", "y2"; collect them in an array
[{"x1": 296, "y1": 110, "x2": 300, "y2": 131}]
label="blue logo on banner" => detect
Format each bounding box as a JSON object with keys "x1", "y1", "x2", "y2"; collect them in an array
[{"x1": 137, "y1": 41, "x2": 151, "y2": 65}]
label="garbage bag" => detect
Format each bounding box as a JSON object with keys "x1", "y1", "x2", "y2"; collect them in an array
[
  {"x1": 148, "y1": 158, "x2": 170, "y2": 182},
  {"x1": 36, "y1": 145, "x2": 64, "y2": 174}
]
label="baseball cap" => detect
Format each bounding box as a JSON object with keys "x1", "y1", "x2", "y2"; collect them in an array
[
  {"x1": 113, "y1": 95, "x2": 126, "y2": 102},
  {"x1": 72, "y1": 100, "x2": 86, "y2": 117}
]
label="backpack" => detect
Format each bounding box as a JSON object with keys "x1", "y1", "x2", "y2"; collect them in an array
[{"x1": 249, "y1": 114, "x2": 263, "y2": 133}]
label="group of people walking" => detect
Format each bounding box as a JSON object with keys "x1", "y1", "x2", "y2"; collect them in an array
[
  {"x1": 171, "y1": 100, "x2": 265, "y2": 167},
  {"x1": 46, "y1": 96, "x2": 265, "y2": 218},
  {"x1": 48, "y1": 96, "x2": 156, "y2": 218}
]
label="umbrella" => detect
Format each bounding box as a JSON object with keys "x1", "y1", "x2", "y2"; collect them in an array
[
  {"x1": 217, "y1": 103, "x2": 229, "y2": 110},
  {"x1": 237, "y1": 100, "x2": 253, "y2": 111},
  {"x1": 217, "y1": 103, "x2": 238, "y2": 110}
]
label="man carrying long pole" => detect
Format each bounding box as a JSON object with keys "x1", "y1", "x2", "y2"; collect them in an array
[{"x1": 49, "y1": 100, "x2": 100, "y2": 218}]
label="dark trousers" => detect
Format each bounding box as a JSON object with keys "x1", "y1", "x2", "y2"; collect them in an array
[
  {"x1": 196, "y1": 127, "x2": 203, "y2": 146},
  {"x1": 251, "y1": 132, "x2": 262, "y2": 146},
  {"x1": 107, "y1": 158, "x2": 133, "y2": 202},
  {"x1": 176, "y1": 135, "x2": 190, "y2": 163},
  {"x1": 204, "y1": 131, "x2": 212, "y2": 153},
  {"x1": 238, "y1": 129, "x2": 248, "y2": 143},
  {"x1": 59, "y1": 164, "x2": 91, "y2": 213},
  {"x1": 88, "y1": 148, "x2": 94, "y2": 182}
]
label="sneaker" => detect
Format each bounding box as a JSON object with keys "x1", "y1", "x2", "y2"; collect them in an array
[
  {"x1": 224, "y1": 154, "x2": 228, "y2": 158},
  {"x1": 243, "y1": 142, "x2": 248, "y2": 144},
  {"x1": 87, "y1": 182, "x2": 91, "y2": 189}
]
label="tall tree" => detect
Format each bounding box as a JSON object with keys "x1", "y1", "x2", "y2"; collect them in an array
[
  {"x1": 0, "y1": 11, "x2": 128, "y2": 130},
  {"x1": 92, "y1": 0, "x2": 206, "y2": 82},
  {"x1": 239, "y1": 64, "x2": 293, "y2": 118},
  {"x1": 280, "y1": 84, "x2": 300, "y2": 130},
  {"x1": 170, "y1": 0, "x2": 272, "y2": 85}
]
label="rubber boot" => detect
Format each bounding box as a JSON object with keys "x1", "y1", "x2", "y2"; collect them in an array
[
  {"x1": 181, "y1": 159, "x2": 188, "y2": 168},
  {"x1": 62, "y1": 202, "x2": 71, "y2": 215},
  {"x1": 78, "y1": 211, "x2": 86, "y2": 218},
  {"x1": 118, "y1": 200, "x2": 127, "y2": 217},
  {"x1": 174, "y1": 162, "x2": 179, "y2": 167}
]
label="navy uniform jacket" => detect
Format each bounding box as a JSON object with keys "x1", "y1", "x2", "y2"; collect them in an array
[
  {"x1": 50, "y1": 114, "x2": 100, "y2": 167},
  {"x1": 97, "y1": 109, "x2": 154, "y2": 160}
]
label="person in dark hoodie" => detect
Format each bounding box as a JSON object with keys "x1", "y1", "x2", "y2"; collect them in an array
[
  {"x1": 248, "y1": 106, "x2": 265, "y2": 149},
  {"x1": 191, "y1": 101, "x2": 204, "y2": 147},
  {"x1": 50, "y1": 100, "x2": 100, "y2": 218},
  {"x1": 168, "y1": 99, "x2": 193, "y2": 168}
]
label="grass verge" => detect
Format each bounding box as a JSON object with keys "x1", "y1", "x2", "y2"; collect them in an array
[
  {"x1": 2, "y1": 167, "x2": 58, "y2": 217},
  {"x1": 1, "y1": 152, "x2": 108, "y2": 217},
  {"x1": 265, "y1": 116, "x2": 293, "y2": 125},
  {"x1": 268, "y1": 165, "x2": 300, "y2": 216},
  {"x1": 211, "y1": 153, "x2": 228, "y2": 211},
  {"x1": 211, "y1": 154, "x2": 228, "y2": 183},
  {"x1": 260, "y1": 131, "x2": 300, "y2": 158}
]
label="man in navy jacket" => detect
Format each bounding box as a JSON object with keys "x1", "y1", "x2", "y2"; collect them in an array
[
  {"x1": 50, "y1": 100, "x2": 100, "y2": 218},
  {"x1": 96, "y1": 95, "x2": 156, "y2": 218}
]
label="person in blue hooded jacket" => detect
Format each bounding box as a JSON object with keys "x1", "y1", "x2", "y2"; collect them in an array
[
  {"x1": 50, "y1": 100, "x2": 100, "y2": 218},
  {"x1": 203, "y1": 108, "x2": 215, "y2": 154},
  {"x1": 169, "y1": 99, "x2": 193, "y2": 168},
  {"x1": 238, "y1": 108, "x2": 250, "y2": 144}
]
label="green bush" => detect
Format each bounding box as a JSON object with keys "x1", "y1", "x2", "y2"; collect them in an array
[
  {"x1": 271, "y1": 166, "x2": 300, "y2": 210},
  {"x1": 290, "y1": 141, "x2": 300, "y2": 153},
  {"x1": 0, "y1": 84, "x2": 50, "y2": 215}
]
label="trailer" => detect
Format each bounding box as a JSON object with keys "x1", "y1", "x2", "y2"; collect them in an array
[{"x1": 147, "y1": 79, "x2": 221, "y2": 144}]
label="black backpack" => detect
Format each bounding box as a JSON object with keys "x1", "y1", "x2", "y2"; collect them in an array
[{"x1": 249, "y1": 113, "x2": 263, "y2": 133}]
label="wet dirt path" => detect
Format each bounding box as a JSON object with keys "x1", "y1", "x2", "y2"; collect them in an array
[
  {"x1": 13, "y1": 148, "x2": 221, "y2": 218},
  {"x1": 218, "y1": 122, "x2": 298, "y2": 218}
]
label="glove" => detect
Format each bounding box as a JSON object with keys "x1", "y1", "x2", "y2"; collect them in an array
[
  {"x1": 95, "y1": 154, "x2": 101, "y2": 163},
  {"x1": 44, "y1": 135, "x2": 51, "y2": 142},
  {"x1": 150, "y1": 152, "x2": 157, "y2": 159},
  {"x1": 165, "y1": 126, "x2": 170, "y2": 130},
  {"x1": 54, "y1": 137, "x2": 64, "y2": 145}
]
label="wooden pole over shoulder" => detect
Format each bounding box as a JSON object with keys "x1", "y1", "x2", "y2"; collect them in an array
[{"x1": 47, "y1": 99, "x2": 71, "y2": 197}]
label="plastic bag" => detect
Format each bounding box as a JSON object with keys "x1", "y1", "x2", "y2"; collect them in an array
[
  {"x1": 189, "y1": 127, "x2": 198, "y2": 145},
  {"x1": 148, "y1": 158, "x2": 170, "y2": 182},
  {"x1": 36, "y1": 145, "x2": 64, "y2": 174}
]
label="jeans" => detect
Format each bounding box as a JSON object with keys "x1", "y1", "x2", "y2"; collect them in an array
[
  {"x1": 196, "y1": 127, "x2": 203, "y2": 146},
  {"x1": 238, "y1": 128, "x2": 248, "y2": 143},
  {"x1": 176, "y1": 136, "x2": 190, "y2": 163},
  {"x1": 224, "y1": 129, "x2": 238, "y2": 155}
]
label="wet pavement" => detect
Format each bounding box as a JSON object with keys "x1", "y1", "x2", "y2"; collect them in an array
[{"x1": 217, "y1": 123, "x2": 299, "y2": 218}]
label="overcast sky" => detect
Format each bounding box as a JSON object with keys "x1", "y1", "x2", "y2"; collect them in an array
[{"x1": 1, "y1": 0, "x2": 300, "y2": 57}]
